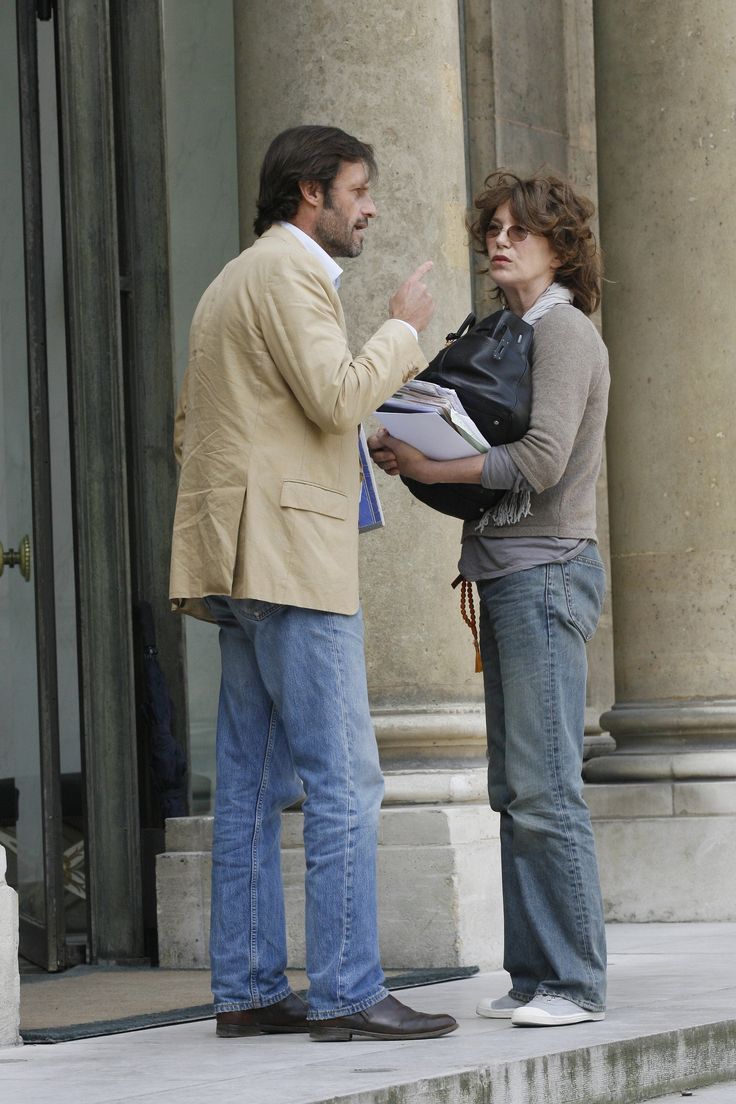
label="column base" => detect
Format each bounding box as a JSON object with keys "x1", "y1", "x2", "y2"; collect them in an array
[
  {"x1": 372, "y1": 706, "x2": 487, "y2": 767},
  {"x1": 585, "y1": 698, "x2": 736, "y2": 782},
  {"x1": 587, "y1": 779, "x2": 736, "y2": 920},
  {"x1": 373, "y1": 705, "x2": 614, "y2": 767},
  {"x1": 156, "y1": 769, "x2": 503, "y2": 971}
]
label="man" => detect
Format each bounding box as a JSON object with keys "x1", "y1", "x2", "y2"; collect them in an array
[{"x1": 170, "y1": 125, "x2": 457, "y2": 1042}]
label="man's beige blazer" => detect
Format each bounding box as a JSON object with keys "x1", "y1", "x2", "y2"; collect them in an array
[{"x1": 169, "y1": 224, "x2": 427, "y2": 617}]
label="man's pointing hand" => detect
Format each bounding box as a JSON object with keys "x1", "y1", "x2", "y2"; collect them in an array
[{"x1": 389, "y1": 261, "x2": 435, "y2": 333}]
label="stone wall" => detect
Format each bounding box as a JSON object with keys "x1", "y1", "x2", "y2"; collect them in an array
[{"x1": 0, "y1": 847, "x2": 20, "y2": 1046}]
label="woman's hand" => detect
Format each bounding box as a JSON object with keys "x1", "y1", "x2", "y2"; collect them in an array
[
  {"x1": 368, "y1": 427, "x2": 488, "y2": 487},
  {"x1": 367, "y1": 428, "x2": 434, "y2": 482}
]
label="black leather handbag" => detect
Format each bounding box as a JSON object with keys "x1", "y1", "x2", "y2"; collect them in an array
[{"x1": 401, "y1": 308, "x2": 534, "y2": 520}]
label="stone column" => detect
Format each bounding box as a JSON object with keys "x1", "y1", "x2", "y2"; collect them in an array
[
  {"x1": 585, "y1": 1, "x2": 736, "y2": 918},
  {"x1": 0, "y1": 847, "x2": 20, "y2": 1046},
  {"x1": 157, "y1": 0, "x2": 615, "y2": 972},
  {"x1": 463, "y1": 0, "x2": 615, "y2": 754},
  {"x1": 234, "y1": 0, "x2": 484, "y2": 759},
  {"x1": 233, "y1": 0, "x2": 500, "y2": 967}
]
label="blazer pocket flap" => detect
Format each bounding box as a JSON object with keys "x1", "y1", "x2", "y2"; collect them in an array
[{"x1": 280, "y1": 480, "x2": 348, "y2": 520}]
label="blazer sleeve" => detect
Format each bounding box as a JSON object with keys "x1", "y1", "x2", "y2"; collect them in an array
[{"x1": 259, "y1": 258, "x2": 426, "y2": 433}]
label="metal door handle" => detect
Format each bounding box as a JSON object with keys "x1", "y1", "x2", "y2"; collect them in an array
[{"x1": 0, "y1": 535, "x2": 31, "y2": 581}]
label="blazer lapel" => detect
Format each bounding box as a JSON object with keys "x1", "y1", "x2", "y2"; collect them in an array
[{"x1": 260, "y1": 224, "x2": 347, "y2": 334}]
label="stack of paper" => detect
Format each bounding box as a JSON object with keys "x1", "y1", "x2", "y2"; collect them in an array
[{"x1": 376, "y1": 380, "x2": 490, "y2": 461}]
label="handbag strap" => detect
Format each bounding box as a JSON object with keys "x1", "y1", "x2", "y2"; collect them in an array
[{"x1": 445, "y1": 312, "x2": 475, "y2": 344}]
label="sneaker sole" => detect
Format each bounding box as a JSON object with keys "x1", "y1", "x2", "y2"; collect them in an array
[
  {"x1": 511, "y1": 1011, "x2": 605, "y2": 1027},
  {"x1": 475, "y1": 1007, "x2": 516, "y2": 1019}
]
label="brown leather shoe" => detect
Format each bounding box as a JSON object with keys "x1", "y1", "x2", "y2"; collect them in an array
[
  {"x1": 216, "y1": 992, "x2": 309, "y2": 1037},
  {"x1": 309, "y1": 993, "x2": 458, "y2": 1041}
]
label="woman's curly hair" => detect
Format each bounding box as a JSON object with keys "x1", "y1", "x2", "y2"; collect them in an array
[{"x1": 469, "y1": 170, "x2": 602, "y2": 316}]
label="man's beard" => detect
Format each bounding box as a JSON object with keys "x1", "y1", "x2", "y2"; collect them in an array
[{"x1": 315, "y1": 205, "x2": 366, "y2": 258}]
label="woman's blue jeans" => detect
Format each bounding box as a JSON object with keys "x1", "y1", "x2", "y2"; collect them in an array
[
  {"x1": 477, "y1": 546, "x2": 608, "y2": 1012},
  {"x1": 204, "y1": 597, "x2": 388, "y2": 1020}
]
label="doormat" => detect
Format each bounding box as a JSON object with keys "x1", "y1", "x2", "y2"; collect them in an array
[{"x1": 20, "y1": 965, "x2": 479, "y2": 1044}]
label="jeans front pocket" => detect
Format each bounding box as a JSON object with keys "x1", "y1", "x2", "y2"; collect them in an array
[
  {"x1": 204, "y1": 596, "x2": 284, "y2": 623},
  {"x1": 562, "y1": 550, "x2": 607, "y2": 642},
  {"x1": 233, "y1": 598, "x2": 284, "y2": 622}
]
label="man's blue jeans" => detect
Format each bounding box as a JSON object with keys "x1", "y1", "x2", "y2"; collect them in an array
[
  {"x1": 204, "y1": 597, "x2": 388, "y2": 1020},
  {"x1": 477, "y1": 546, "x2": 608, "y2": 1012}
]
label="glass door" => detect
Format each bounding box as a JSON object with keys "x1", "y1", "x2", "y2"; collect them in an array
[{"x1": 0, "y1": 0, "x2": 84, "y2": 970}]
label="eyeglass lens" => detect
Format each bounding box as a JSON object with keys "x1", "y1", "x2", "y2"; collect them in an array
[{"x1": 486, "y1": 223, "x2": 528, "y2": 243}]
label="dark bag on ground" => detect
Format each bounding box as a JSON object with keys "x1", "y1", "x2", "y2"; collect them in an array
[{"x1": 401, "y1": 309, "x2": 534, "y2": 521}]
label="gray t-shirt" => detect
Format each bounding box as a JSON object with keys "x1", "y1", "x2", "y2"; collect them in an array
[
  {"x1": 459, "y1": 444, "x2": 588, "y2": 578},
  {"x1": 459, "y1": 532, "x2": 589, "y2": 580}
]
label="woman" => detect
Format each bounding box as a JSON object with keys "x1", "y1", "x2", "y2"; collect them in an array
[{"x1": 369, "y1": 171, "x2": 609, "y2": 1027}]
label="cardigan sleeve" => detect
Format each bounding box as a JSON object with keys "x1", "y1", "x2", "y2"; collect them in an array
[
  {"x1": 480, "y1": 445, "x2": 533, "y2": 491},
  {"x1": 505, "y1": 307, "x2": 604, "y2": 494}
]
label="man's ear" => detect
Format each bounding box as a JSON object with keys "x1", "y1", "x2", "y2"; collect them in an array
[{"x1": 298, "y1": 179, "x2": 324, "y2": 208}]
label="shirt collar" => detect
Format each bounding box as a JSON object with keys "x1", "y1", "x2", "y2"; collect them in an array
[{"x1": 279, "y1": 222, "x2": 343, "y2": 289}]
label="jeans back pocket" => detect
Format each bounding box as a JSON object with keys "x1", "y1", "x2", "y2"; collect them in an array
[{"x1": 562, "y1": 551, "x2": 607, "y2": 641}]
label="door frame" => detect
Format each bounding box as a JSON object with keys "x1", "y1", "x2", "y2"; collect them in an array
[
  {"x1": 15, "y1": 0, "x2": 66, "y2": 972},
  {"x1": 53, "y1": 0, "x2": 187, "y2": 963},
  {"x1": 14, "y1": 0, "x2": 188, "y2": 968}
]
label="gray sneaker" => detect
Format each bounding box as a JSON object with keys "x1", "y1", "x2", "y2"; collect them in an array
[
  {"x1": 511, "y1": 994, "x2": 605, "y2": 1027},
  {"x1": 475, "y1": 994, "x2": 526, "y2": 1019}
]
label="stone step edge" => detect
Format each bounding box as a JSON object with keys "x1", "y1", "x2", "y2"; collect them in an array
[{"x1": 315, "y1": 1018, "x2": 736, "y2": 1104}]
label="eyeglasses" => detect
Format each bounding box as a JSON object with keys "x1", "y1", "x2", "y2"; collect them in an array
[{"x1": 485, "y1": 222, "x2": 529, "y2": 244}]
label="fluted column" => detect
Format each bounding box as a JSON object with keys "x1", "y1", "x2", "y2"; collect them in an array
[
  {"x1": 587, "y1": 1, "x2": 736, "y2": 783},
  {"x1": 234, "y1": 0, "x2": 485, "y2": 769}
]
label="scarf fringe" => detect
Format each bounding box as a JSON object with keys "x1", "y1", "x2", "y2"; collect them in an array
[{"x1": 475, "y1": 489, "x2": 532, "y2": 533}]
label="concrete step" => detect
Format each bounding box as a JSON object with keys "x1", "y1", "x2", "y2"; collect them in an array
[
  {"x1": 3, "y1": 924, "x2": 736, "y2": 1104},
  {"x1": 642, "y1": 1084, "x2": 736, "y2": 1104}
]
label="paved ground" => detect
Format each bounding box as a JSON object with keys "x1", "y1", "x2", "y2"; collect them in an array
[
  {"x1": 646, "y1": 1085, "x2": 736, "y2": 1103},
  {"x1": 2, "y1": 923, "x2": 736, "y2": 1104}
]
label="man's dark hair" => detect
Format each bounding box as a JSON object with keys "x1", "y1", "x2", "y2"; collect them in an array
[{"x1": 254, "y1": 125, "x2": 377, "y2": 236}]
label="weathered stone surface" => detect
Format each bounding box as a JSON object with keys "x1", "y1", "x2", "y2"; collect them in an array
[
  {"x1": 594, "y1": 814, "x2": 736, "y2": 922},
  {"x1": 594, "y1": 0, "x2": 736, "y2": 777},
  {"x1": 284, "y1": 804, "x2": 503, "y2": 970},
  {"x1": 585, "y1": 781, "x2": 675, "y2": 820},
  {"x1": 234, "y1": 0, "x2": 483, "y2": 764},
  {"x1": 8, "y1": 924, "x2": 736, "y2": 1103},
  {"x1": 587, "y1": 778, "x2": 736, "y2": 920},
  {"x1": 157, "y1": 804, "x2": 503, "y2": 970},
  {"x1": 165, "y1": 816, "x2": 213, "y2": 854},
  {"x1": 0, "y1": 847, "x2": 20, "y2": 1047},
  {"x1": 156, "y1": 852, "x2": 211, "y2": 970}
]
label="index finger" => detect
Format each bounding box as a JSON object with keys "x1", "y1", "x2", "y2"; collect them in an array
[{"x1": 407, "y1": 260, "x2": 433, "y2": 283}]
